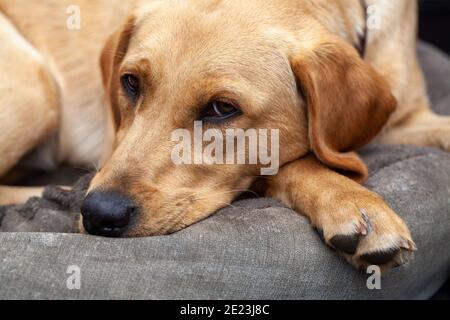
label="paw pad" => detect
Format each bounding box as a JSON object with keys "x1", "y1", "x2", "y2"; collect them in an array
[
  {"x1": 330, "y1": 234, "x2": 361, "y2": 255},
  {"x1": 360, "y1": 249, "x2": 400, "y2": 265}
]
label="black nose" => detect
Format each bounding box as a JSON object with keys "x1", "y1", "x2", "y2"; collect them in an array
[{"x1": 81, "y1": 191, "x2": 136, "y2": 237}]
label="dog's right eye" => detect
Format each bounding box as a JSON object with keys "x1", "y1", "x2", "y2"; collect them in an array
[
  {"x1": 121, "y1": 74, "x2": 140, "y2": 100},
  {"x1": 200, "y1": 100, "x2": 242, "y2": 123}
]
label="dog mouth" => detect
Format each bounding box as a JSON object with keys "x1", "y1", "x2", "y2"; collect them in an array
[
  {"x1": 80, "y1": 170, "x2": 254, "y2": 238},
  {"x1": 82, "y1": 218, "x2": 127, "y2": 238}
]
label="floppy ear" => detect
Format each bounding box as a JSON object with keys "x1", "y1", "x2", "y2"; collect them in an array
[
  {"x1": 99, "y1": 16, "x2": 136, "y2": 165},
  {"x1": 100, "y1": 15, "x2": 136, "y2": 131},
  {"x1": 291, "y1": 36, "x2": 397, "y2": 183}
]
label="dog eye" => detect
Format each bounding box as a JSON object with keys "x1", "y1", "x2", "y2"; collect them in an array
[
  {"x1": 121, "y1": 74, "x2": 140, "y2": 100},
  {"x1": 200, "y1": 101, "x2": 242, "y2": 122}
]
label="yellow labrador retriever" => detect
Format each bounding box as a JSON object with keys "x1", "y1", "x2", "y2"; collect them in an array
[{"x1": 1, "y1": 0, "x2": 449, "y2": 271}]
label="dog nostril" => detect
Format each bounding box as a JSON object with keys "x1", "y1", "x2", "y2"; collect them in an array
[
  {"x1": 81, "y1": 190, "x2": 137, "y2": 237},
  {"x1": 129, "y1": 206, "x2": 138, "y2": 217}
]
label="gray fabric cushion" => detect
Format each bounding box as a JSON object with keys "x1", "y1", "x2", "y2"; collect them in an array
[{"x1": 0, "y1": 42, "x2": 449, "y2": 300}]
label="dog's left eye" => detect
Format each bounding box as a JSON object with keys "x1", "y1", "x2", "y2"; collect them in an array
[
  {"x1": 200, "y1": 101, "x2": 242, "y2": 122},
  {"x1": 121, "y1": 74, "x2": 140, "y2": 100}
]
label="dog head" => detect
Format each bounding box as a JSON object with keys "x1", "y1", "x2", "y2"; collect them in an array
[{"x1": 80, "y1": 0, "x2": 396, "y2": 237}]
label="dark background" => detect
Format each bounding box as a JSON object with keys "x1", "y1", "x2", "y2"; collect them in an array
[
  {"x1": 419, "y1": 0, "x2": 450, "y2": 54},
  {"x1": 419, "y1": 0, "x2": 450, "y2": 300}
]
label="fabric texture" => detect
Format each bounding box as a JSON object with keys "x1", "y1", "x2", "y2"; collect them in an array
[
  {"x1": 0, "y1": 42, "x2": 449, "y2": 300},
  {"x1": 0, "y1": 174, "x2": 91, "y2": 233}
]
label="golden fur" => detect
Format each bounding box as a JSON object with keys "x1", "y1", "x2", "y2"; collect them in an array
[{"x1": 1, "y1": 0, "x2": 449, "y2": 271}]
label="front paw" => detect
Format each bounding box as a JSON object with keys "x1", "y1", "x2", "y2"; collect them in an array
[{"x1": 313, "y1": 192, "x2": 417, "y2": 273}]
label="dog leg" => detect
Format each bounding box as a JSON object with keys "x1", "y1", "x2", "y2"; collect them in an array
[
  {"x1": 0, "y1": 13, "x2": 60, "y2": 176},
  {"x1": 376, "y1": 110, "x2": 450, "y2": 151},
  {"x1": 363, "y1": 1, "x2": 450, "y2": 151},
  {"x1": 0, "y1": 186, "x2": 44, "y2": 206},
  {"x1": 265, "y1": 155, "x2": 416, "y2": 272},
  {"x1": 0, "y1": 13, "x2": 60, "y2": 204}
]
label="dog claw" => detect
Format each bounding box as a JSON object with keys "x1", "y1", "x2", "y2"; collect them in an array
[
  {"x1": 357, "y1": 220, "x2": 368, "y2": 236},
  {"x1": 405, "y1": 239, "x2": 418, "y2": 251},
  {"x1": 397, "y1": 238, "x2": 417, "y2": 251},
  {"x1": 359, "y1": 209, "x2": 373, "y2": 234}
]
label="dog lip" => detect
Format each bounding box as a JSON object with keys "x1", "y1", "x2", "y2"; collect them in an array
[
  {"x1": 83, "y1": 218, "x2": 126, "y2": 238},
  {"x1": 95, "y1": 227, "x2": 126, "y2": 238},
  {"x1": 100, "y1": 226, "x2": 126, "y2": 237}
]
